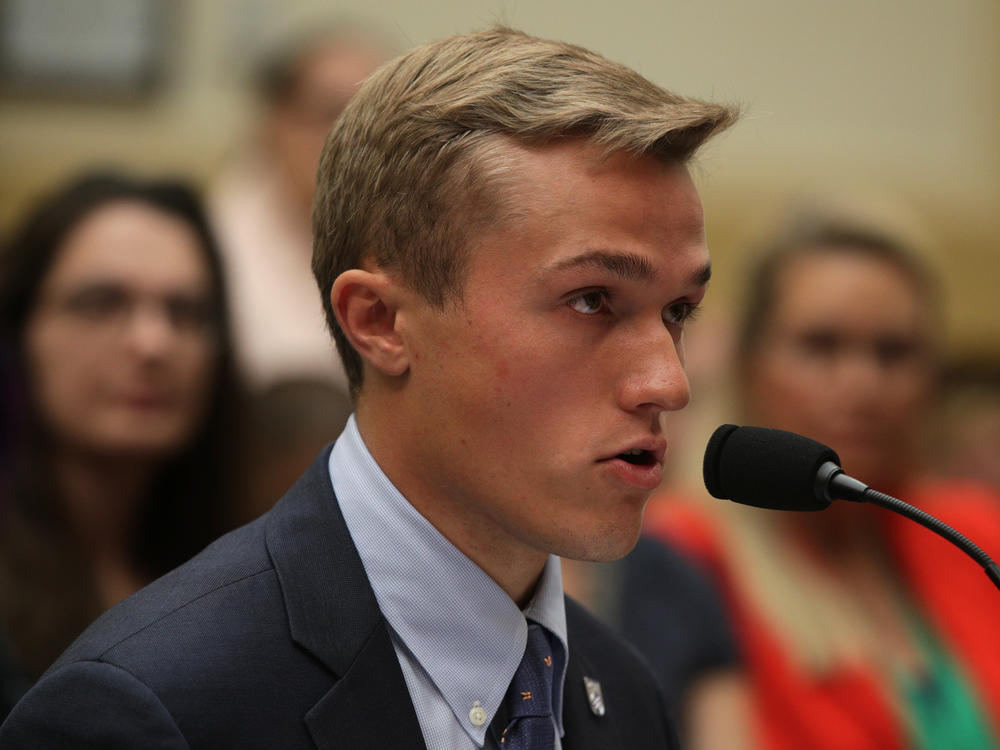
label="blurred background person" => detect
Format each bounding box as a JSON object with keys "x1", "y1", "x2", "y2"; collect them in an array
[
  {"x1": 933, "y1": 357, "x2": 1000, "y2": 494},
  {"x1": 648, "y1": 208, "x2": 1000, "y2": 750},
  {"x1": 239, "y1": 376, "x2": 351, "y2": 525},
  {"x1": 206, "y1": 21, "x2": 390, "y2": 519},
  {"x1": 0, "y1": 173, "x2": 245, "y2": 718},
  {"x1": 562, "y1": 534, "x2": 752, "y2": 750},
  {"x1": 208, "y1": 20, "x2": 390, "y2": 393}
]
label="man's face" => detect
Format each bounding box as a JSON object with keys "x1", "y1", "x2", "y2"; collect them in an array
[{"x1": 394, "y1": 141, "x2": 710, "y2": 567}]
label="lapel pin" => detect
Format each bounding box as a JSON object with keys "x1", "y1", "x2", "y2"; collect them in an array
[{"x1": 583, "y1": 676, "x2": 606, "y2": 717}]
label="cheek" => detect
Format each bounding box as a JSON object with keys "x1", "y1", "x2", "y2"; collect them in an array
[
  {"x1": 436, "y1": 316, "x2": 523, "y2": 398},
  {"x1": 174, "y1": 340, "x2": 218, "y2": 416},
  {"x1": 483, "y1": 335, "x2": 594, "y2": 420},
  {"x1": 749, "y1": 356, "x2": 821, "y2": 417},
  {"x1": 417, "y1": 309, "x2": 599, "y2": 461},
  {"x1": 25, "y1": 322, "x2": 103, "y2": 432},
  {"x1": 880, "y1": 374, "x2": 931, "y2": 424}
]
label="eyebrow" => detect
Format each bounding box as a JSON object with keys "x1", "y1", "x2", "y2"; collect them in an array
[
  {"x1": 692, "y1": 263, "x2": 712, "y2": 287},
  {"x1": 539, "y1": 249, "x2": 712, "y2": 288},
  {"x1": 540, "y1": 250, "x2": 657, "y2": 282}
]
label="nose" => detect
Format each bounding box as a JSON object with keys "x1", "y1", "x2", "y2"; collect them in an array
[
  {"x1": 617, "y1": 327, "x2": 692, "y2": 416},
  {"x1": 126, "y1": 302, "x2": 176, "y2": 360},
  {"x1": 831, "y1": 347, "x2": 889, "y2": 406}
]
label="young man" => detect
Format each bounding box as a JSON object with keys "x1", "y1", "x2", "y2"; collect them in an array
[{"x1": 1, "y1": 28, "x2": 736, "y2": 749}]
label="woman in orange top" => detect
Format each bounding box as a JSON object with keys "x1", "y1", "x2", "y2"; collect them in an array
[{"x1": 650, "y1": 210, "x2": 1000, "y2": 750}]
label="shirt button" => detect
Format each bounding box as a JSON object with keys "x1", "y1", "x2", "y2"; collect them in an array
[{"x1": 469, "y1": 701, "x2": 487, "y2": 727}]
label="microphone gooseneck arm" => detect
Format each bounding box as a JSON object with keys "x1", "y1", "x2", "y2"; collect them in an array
[
  {"x1": 705, "y1": 424, "x2": 1000, "y2": 594},
  {"x1": 865, "y1": 488, "x2": 1000, "y2": 590},
  {"x1": 816, "y1": 460, "x2": 1000, "y2": 591}
]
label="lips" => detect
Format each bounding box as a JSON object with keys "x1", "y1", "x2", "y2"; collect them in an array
[
  {"x1": 605, "y1": 438, "x2": 666, "y2": 465},
  {"x1": 119, "y1": 391, "x2": 175, "y2": 410},
  {"x1": 616, "y1": 447, "x2": 659, "y2": 467},
  {"x1": 598, "y1": 439, "x2": 667, "y2": 490}
]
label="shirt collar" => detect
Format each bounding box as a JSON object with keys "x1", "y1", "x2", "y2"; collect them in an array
[{"x1": 330, "y1": 415, "x2": 568, "y2": 745}]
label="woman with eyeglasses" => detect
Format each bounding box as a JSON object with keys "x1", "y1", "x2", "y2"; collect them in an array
[{"x1": 0, "y1": 173, "x2": 245, "y2": 717}]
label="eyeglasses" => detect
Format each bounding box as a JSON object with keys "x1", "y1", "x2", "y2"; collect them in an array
[{"x1": 36, "y1": 282, "x2": 217, "y2": 338}]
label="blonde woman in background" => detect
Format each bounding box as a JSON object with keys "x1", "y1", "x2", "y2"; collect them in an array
[{"x1": 648, "y1": 213, "x2": 1000, "y2": 750}]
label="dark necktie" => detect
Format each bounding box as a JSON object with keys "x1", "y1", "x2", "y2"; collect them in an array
[{"x1": 499, "y1": 622, "x2": 556, "y2": 749}]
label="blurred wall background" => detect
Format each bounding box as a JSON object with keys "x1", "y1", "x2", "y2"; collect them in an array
[{"x1": 1, "y1": 0, "x2": 997, "y2": 357}]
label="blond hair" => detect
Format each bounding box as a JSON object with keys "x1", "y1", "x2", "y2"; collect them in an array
[{"x1": 313, "y1": 27, "x2": 737, "y2": 396}]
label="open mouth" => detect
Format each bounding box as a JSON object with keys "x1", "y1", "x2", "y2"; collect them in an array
[
  {"x1": 602, "y1": 445, "x2": 664, "y2": 490},
  {"x1": 616, "y1": 448, "x2": 656, "y2": 467}
]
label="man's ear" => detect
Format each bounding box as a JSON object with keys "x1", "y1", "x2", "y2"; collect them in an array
[{"x1": 331, "y1": 269, "x2": 409, "y2": 378}]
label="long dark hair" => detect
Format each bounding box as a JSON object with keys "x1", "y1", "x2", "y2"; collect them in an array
[{"x1": 0, "y1": 172, "x2": 245, "y2": 682}]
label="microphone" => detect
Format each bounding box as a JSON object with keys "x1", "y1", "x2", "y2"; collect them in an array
[{"x1": 703, "y1": 424, "x2": 1000, "y2": 591}]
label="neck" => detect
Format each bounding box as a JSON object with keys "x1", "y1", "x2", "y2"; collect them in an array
[
  {"x1": 560, "y1": 558, "x2": 595, "y2": 607},
  {"x1": 437, "y1": 508, "x2": 548, "y2": 608},
  {"x1": 355, "y1": 401, "x2": 547, "y2": 607},
  {"x1": 786, "y1": 501, "x2": 889, "y2": 563},
  {"x1": 53, "y1": 446, "x2": 159, "y2": 605}
]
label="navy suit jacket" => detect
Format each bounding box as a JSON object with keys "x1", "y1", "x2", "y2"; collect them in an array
[{"x1": 0, "y1": 448, "x2": 678, "y2": 749}]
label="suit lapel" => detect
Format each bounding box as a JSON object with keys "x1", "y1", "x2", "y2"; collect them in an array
[
  {"x1": 265, "y1": 447, "x2": 426, "y2": 750},
  {"x1": 562, "y1": 647, "x2": 615, "y2": 750},
  {"x1": 561, "y1": 598, "x2": 679, "y2": 750},
  {"x1": 305, "y1": 623, "x2": 425, "y2": 749}
]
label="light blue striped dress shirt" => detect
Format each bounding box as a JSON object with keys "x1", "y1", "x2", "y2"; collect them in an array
[{"x1": 330, "y1": 415, "x2": 569, "y2": 750}]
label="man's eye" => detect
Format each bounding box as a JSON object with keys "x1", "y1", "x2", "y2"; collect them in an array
[
  {"x1": 567, "y1": 291, "x2": 608, "y2": 315},
  {"x1": 663, "y1": 302, "x2": 700, "y2": 326}
]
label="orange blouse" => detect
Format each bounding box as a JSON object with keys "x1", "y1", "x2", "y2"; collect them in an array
[{"x1": 646, "y1": 480, "x2": 1000, "y2": 750}]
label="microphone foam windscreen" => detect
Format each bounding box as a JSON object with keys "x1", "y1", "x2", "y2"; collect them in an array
[{"x1": 703, "y1": 425, "x2": 841, "y2": 511}]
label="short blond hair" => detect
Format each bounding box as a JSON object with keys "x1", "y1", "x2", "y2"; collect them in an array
[{"x1": 313, "y1": 27, "x2": 737, "y2": 396}]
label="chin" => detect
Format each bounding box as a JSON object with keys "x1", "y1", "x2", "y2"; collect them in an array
[
  {"x1": 840, "y1": 449, "x2": 905, "y2": 489},
  {"x1": 95, "y1": 423, "x2": 196, "y2": 459},
  {"x1": 554, "y1": 516, "x2": 644, "y2": 563}
]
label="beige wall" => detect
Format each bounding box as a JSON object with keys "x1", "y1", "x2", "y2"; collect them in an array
[{"x1": 2, "y1": 0, "x2": 998, "y2": 354}]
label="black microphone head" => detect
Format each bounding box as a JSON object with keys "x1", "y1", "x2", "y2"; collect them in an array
[{"x1": 703, "y1": 425, "x2": 842, "y2": 511}]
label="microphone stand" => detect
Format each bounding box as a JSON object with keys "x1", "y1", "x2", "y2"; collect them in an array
[{"x1": 818, "y1": 462, "x2": 1000, "y2": 592}]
